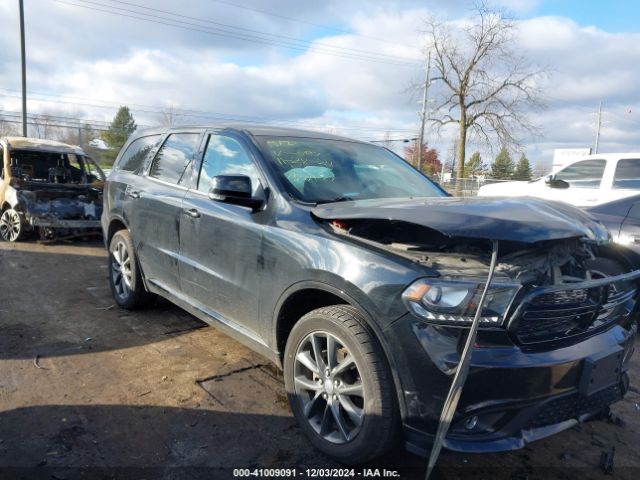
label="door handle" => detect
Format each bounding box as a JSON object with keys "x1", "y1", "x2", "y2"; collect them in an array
[
  {"x1": 183, "y1": 208, "x2": 201, "y2": 219},
  {"x1": 127, "y1": 190, "x2": 141, "y2": 199}
]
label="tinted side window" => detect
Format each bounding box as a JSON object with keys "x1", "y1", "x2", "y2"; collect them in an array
[
  {"x1": 613, "y1": 159, "x2": 640, "y2": 189},
  {"x1": 149, "y1": 133, "x2": 201, "y2": 184},
  {"x1": 555, "y1": 159, "x2": 606, "y2": 188},
  {"x1": 197, "y1": 135, "x2": 260, "y2": 194},
  {"x1": 116, "y1": 135, "x2": 161, "y2": 173}
]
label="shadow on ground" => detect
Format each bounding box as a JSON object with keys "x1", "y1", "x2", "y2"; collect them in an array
[
  {"x1": 0, "y1": 244, "x2": 206, "y2": 361},
  {"x1": 0, "y1": 404, "x2": 428, "y2": 479}
]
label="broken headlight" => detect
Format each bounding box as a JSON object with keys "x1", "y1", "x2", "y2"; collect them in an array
[{"x1": 402, "y1": 278, "x2": 519, "y2": 326}]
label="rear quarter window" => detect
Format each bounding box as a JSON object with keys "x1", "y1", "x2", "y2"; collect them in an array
[
  {"x1": 613, "y1": 159, "x2": 640, "y2": 189},
  {"x1": 115, "y1": 135, "x2": 162, "y2": 173}
]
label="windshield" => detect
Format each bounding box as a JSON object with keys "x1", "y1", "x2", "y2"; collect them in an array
[{"x1": 256, "y1": 136, "x2": 446, "y2": 203}]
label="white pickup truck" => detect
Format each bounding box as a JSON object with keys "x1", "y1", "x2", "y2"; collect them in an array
[{"x1": 478, "y1": 153, "x2": 640, "y2": 207}]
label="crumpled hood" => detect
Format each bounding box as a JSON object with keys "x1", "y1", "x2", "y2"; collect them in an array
[{"x1": 312, "y1": 196, "x2": 611, "y2": 244}]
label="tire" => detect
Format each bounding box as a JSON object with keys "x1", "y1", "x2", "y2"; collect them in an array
[
  {"x1": 108, "y1": 229, "x2": 154, "y2": 309},
  {"x1": 0, "y1": 208, "x2": 25, "y2": 242},
  {"x1": 283, "y1": 305, "x2": 399, "y2": 464}
]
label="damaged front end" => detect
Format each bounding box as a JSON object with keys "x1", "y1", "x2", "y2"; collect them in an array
[
  {"x1": 1, "y1": 143, "x2": 106, "y2": 242},
  {"x1": 313, "y1": 198, "x2": 640, "y2": 453},
  {"x1": 321, "y1": 215, "x2": 639, "y2": 343},
  {"x1": 17, "y1": 183, "x2": 103, "y2": 241}
]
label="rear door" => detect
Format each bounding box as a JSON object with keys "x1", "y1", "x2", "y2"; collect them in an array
[
  {"x1": 609, "y1": 158, "x2": 640, "y2": 203},
  {"x1": 106, "y1": 133, "x2": 163, "y2": 243},
  {"x1": 178, "y1": 132, "x2": 265, "y2": 335},
  {"x1": 131, "y1": 131, "x2": 202, "y2": 294}
]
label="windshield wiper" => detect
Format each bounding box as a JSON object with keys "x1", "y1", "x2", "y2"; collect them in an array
[{"x1": 315, "y1": 196, "x2": 356, "y2": 205}]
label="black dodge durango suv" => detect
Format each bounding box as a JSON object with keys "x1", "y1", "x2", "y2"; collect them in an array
[{"x1": 102, "y1": 125, "x2": 639, "y2": 464}]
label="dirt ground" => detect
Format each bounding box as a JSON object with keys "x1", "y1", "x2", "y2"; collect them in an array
[{"x1": 1, "y1": 240, "x2": 640, "y2": 480}]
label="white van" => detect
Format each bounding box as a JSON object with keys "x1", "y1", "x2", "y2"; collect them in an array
[{"x1": 478, "y1": 153, "x2": 640, "y2": 207}]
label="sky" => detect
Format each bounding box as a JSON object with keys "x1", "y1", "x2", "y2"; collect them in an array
[{"x1": 0, "y1": 0, "x2": 639, "y2": 171}]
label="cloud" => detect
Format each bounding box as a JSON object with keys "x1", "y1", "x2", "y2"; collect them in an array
[{"x1": 0, "y1": 0, "x2": 639, "y2": 171}]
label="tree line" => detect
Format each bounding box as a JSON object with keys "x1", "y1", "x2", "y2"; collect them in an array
[{"x1": 404, "y1": 142, "x2": 532, "y2": 181}]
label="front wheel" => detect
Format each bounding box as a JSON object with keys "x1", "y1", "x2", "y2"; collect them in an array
[
  {"x1": 283, "y1": 305, "x2": 399, "y2": 464},
  {"x1": 108, "y1": 229, "x2": 153, "y2": 309},
  {"x1": 0, "y1": 208, "x2": 25, "y2": 242}
]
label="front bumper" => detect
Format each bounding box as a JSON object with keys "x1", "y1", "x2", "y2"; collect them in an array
[
  {"x1": 384, "y1": 269, "x2": 639, "y2": 456},
  {"x1": 28, "y1": 216, "x2": 102, "y2": 229},
  {"x1": 404, "y1": 377, "x2": 628, "y2": 455},
  {"x1": 390, "y1": 320, "x2": 635, "y2": 455}
]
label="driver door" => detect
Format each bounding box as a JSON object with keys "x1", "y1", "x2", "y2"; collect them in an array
[
  {"x1": 178, "y1": 133, "x2": 265, "y2": 335},
  {"x1": 545, "y1": 159, "x2": 606, "y2": 206}
]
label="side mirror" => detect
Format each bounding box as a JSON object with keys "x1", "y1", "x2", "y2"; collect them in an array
[
  {"x1": 544, "y1": 174, "x2": 569, "y2": 189},
  {"x1": 208, "y1": 174, "x2": 264, "y2": 211}
]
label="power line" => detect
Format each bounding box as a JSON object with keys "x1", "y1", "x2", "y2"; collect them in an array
[
  {"x1": 0, "y1": 108, "x2": 143, "y2": 128},
  {"x1": 543, "y1": 93, "x2": 640, "y2": 129},
  {"x1": 0, "y1": 110, "x2": 136, "y2": 132},
  {"x1": 0, "y1": 116, "x2": 110, "y2": 132},
  {"x1": 202, "y1": 0, "x2": 420, "y2": 52},
  {"x1": 98, "y1": 0, "x2": 418, "y2": 62},
  {"x1": 51, "y1": 0, "x2": 420, "y2": 67},
  {"x1": 0, "y1": 90, "x2": 417, "y2": 135}
]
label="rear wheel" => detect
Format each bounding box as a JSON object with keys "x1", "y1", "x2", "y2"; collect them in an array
[
  {"x1": 283, "y1": 305, "x2": 399, "y2": 464},
  {"x1": 108, "y1": 229, "x2": 153, "y2": 309},
  {"x1": 0, "y1": 208, "x2": 24, "y2": 242}
]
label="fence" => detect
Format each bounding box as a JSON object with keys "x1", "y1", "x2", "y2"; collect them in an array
[{"x1": 436, "y1": 177, "x2": 516, "y2": 197}]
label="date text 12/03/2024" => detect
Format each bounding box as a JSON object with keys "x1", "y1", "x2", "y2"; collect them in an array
[{"x1": 232, "y1": 468, "x2": 401, "y2": 477}]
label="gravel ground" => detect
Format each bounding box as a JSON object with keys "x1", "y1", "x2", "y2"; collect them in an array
[{"x1": 1, "y1": 240, "x2": 639, "y2": 479}]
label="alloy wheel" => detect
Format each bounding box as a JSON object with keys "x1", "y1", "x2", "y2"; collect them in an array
[
  {"x1": 293, "y1": 331, "x2": 365, "y2": 444},
  {"x1": 0, "y1": 209, "x2": 22, "y2": 242},
  {"x1": 111, "y1": 240, "x2": 133, "y2": 299}
]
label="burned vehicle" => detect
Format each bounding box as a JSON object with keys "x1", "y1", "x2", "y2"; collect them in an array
[
  {"x1": 0, "y1": 137, "x2": 105, "y2": 242},
  {"x1": 102, "y1": 125, "x2": 639, "y2": 464}
]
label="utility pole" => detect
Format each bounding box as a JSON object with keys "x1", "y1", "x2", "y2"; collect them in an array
[
  {"x1": 417, "y1": 51, "x2": 431, "y2": 173},
  {"x1": 19, "y1": 0, "x2": 27, "y2": 137},
  {"x1": 594, "y1": 100, "x2": 602, "y2": 154}
]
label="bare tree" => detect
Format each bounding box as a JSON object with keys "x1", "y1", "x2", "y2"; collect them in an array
[
  {"x1": 29, "y1": 113, "x2": 61, "y2": 140},
  {"x1": 424, "y1": 2, "x2": 545, "y2": 194},
  {"x1": 382, "y1": 131, "x2": 395, "y2": 149},
  {"x1": 59, "y1": 123, "x2": 99, "y2": 147},
  {"x1": 157, "y1": 105, "x2": 185, "y2": 127},
  {"x1": 0, "y1": 118, "x2": 18, "y2": 137}
]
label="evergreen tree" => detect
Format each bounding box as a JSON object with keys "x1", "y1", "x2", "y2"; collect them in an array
[
  {"x1": 101, "y1": 106, "x2": 137, "y2": 165},
  {"x1": 490, "y1": 147, "x2": 515, "y2": 179},
  {"x1": 103, "y1": 106, "x2": 136, "y2": 150},
  {"x1": 465, "y1": 151, "x2": 485, "y2": 176},
  {"x1": 513, "y1": 153, "x2": 533, "y2": 181}
]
